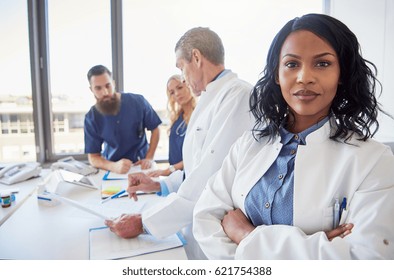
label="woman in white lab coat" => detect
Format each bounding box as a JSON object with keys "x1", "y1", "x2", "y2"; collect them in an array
[{"x1": 193, "y1": 13, "x2": 394, "y2": 259}]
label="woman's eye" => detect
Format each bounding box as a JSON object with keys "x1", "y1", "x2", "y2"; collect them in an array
[
  {"x1": 316, "y1": 61, "x2": 330, "y2": 67},
  {"x1": 285, "y1": 61, "x2": 297, "y2": 68}
]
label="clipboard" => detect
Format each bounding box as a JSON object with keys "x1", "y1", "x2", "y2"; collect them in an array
[{"x1": 89, "y1": 226, "x2": 186, "y2": 260}]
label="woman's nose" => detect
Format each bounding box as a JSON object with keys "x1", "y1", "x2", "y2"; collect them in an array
[{"x1": 297, "y1": 66, "x2": 315, "y2": 84}]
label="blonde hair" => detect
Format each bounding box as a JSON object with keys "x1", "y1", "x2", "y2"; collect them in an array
[{"x1": 166, "y1": 75, "x2": 196, "y2": 129}]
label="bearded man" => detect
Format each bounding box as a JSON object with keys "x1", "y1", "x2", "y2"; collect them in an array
[{"x1": 84, "y1": 65, "x2": 161, "y2": 174}]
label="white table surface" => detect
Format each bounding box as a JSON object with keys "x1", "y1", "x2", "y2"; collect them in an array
[
  {"x1": 0, "y1": 169, "x2": 50, "y2": 226},
  {"x1": 0, "y1": 169, "x2": 187, "y2": 260}
]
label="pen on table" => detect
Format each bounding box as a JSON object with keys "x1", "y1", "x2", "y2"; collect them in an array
[
  {"x1": 101, "y1": 189, "x2": 127, "y2": 204},
  {"x1": 333, "y1": 198, "x2": 340, "y2": 228},
  {"x1": 339, "y1": 197, "x2": 347, "y2": 220},
  {"x1": 1, "y1": 188, "x2": 19, "y2": 194}
]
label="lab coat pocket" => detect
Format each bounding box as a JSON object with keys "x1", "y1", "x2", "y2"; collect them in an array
[
  {"x1": 193, "y1": 127, "x2": 208, "y2": 149},
  {"x1": 323, "y1": 206, "x2": 334, "y2": 231}
]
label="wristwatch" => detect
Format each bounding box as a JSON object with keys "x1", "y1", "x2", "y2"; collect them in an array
[{"x1": 168, "y1": 165, "x2": 176, "y2": 173}]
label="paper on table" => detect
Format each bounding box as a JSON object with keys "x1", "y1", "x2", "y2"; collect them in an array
[
  {"x1": 48, "y1": 193, "x2": 110, "y2": 220},
  {"x1": 103, "y1": 162, "x2": 157, "y2": 180},
  {"x1": 89, "y1": 226, "x2": 185, "y2": 260},
  {"x1": 52, "y1": 192, "x2": 148, "y2": 220}
]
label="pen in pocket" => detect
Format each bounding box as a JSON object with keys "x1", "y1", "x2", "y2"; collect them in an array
[
  {"x1": 333, "y1": 198, "x2": 340, "y2": 228},
  {"x1": 339, "y1": 197, "x2": 347, "y2": 219}
]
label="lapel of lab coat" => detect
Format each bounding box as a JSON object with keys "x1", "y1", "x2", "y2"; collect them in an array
[{"x1": 235, "y1": 120, "x2": 338, "y2": 234}]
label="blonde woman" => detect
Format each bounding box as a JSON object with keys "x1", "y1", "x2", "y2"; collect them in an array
[{"x1": 149, "y1": 74, "x2": 196, "y2": 177}]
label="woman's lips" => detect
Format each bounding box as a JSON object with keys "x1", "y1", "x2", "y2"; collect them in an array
[{"x1": 293, "y1": 89, "x2": 319, "y2": 101}]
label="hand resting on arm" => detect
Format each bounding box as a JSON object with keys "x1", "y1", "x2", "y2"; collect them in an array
[{"x1": 221, "y1": 208, "x2": 354, "y2": 245}]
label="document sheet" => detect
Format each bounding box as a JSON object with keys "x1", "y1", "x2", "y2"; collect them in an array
[
  {"x1": 103, "y1": 163, "x2": 157, "y2": 180},
  {"x1": 89, "y1": 227, "x2": 185, "y2": 259},
  {"x1": 48, "y1": 192, "x2": 147, "y2": 220}
]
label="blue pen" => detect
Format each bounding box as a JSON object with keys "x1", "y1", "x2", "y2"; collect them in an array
[
  {"x1": 339, "y1": 197, "x2": 347, "y2": 220},
  {"x1": 101, "y1": 189, "x2": 126, "y2": 204}
]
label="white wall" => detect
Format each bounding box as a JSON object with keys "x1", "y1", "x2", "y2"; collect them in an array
[{"x1": 329, "y1": 0, "x2": 394, "y2": 144}]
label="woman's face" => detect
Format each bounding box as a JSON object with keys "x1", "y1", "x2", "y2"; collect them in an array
[
  {"x1": 277, "y1": 30, "x2": 340, "y2": 130},
  {"x1": 167, "y1": 78, "x2": 193, "y2": 106}
]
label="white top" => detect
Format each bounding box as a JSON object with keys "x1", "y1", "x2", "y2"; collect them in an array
[
  {"x1": 193, "y1": 120, "x2": 394, "y2": 259},
  {"x1": 142, "y1": 71, "x2": 254, "y2": 259}
]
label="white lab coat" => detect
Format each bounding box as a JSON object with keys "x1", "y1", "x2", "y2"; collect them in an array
[
  {"x1": 142, "y1": 71, "x2": 254, "y2": 259},
  {"x1": 193, "y1": 119, "x2": 394, "y2": 259}
]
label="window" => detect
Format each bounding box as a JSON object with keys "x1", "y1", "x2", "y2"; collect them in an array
[
  {"x1": 1, "y1": 0, "x2": 392, "y2": 164},
  {"x1": 0, "y1": 0, "x2": 35, "y2": 162},
  {"x1": 47, "y1": 0, "x2": 112, "y2": 157},
  {"x1": 122, "y1": 0, "x2": 324, "y2": 160}
]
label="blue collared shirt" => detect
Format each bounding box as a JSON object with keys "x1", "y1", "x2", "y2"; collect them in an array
[{"x1": 245, "y1": 117, "x2": 329, "y2": 226}]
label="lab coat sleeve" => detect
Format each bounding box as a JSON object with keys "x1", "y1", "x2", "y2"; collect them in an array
[
  {"x1": 193, "y1": 135, "x2": 244, "y2": 259},
  {"x1": 234, "y1": 147, "x2": 394, "y2": 259},
  {"x1": 143, "y1": 84, "x2": 253, "y2": 239}
]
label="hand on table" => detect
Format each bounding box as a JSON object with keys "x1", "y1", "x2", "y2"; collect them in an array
[
  {"x1": 136, "y1": 159, "x2": 153, "y2": 170},
  {"x1": 113, "y1": 158, "x2": 133, "y2": 174},
  {"x1": 105, "y1": 213, "x2": 143, "y2": 238}
]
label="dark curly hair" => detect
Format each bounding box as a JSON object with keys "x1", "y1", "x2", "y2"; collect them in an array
[{"x1": 250, "y1": 13, "x2": 388, "y2": 143}]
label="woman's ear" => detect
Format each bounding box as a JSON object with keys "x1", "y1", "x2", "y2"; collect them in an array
[{"x1": 275, "y1": 75, "x2": 280, "y2": 85}]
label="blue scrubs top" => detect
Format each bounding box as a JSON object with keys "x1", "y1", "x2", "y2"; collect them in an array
[
  {"x1": 168, "y1": 113, "x2": 187, "y2": 165},
  {"x1": 84, "y1": 93, "x2": 162, "y2": 162}
]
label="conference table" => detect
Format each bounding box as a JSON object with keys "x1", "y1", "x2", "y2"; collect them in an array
[{"x1": 0, "y1": 169, "x2": 187, "y2": 260}]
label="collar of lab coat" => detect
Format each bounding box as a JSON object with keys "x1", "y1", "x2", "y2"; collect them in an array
[
  {"x1": 203, "y1": 70, "x2": 236, "y2": 97},
  {"x1": 235, "y1": 118, "x2": 335, "y2": 212},
  {"x1": 303, "y1": 117, "x2": 335, "y2": 144}
]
